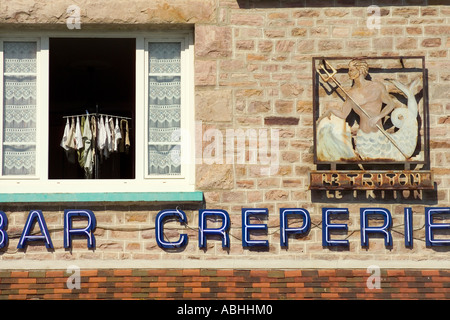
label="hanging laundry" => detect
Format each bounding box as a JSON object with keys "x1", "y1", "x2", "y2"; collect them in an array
[
  {"x1": 66, "y1": 117, "x2": 77, "y2": 150},
  {"x1": 77, "y1": 116, "x2": 85, "y2": 165},
  {"x1": 60, "y1": 118, "x2": 70, "y2": 151},
  {"x1": 75, "y1": 116, "x2": 83, "y2": 150},
  {"x1": 90, "y1": 115, "x2": 97, "y2": 160},
  {"x1": 124, "y1": 119, "x2": 130, "y2": 151},
  {"x1": 82, "y1": 114, "x2": 94, "y2": 178},
  {"x1": 114, "y1": 117, "x2": 122, "y2": 152},
  {"x1": 61, "y1": 112, "x2": 131, "y2": 179},
  {"x1": 104, "y1": 115, "x2": 111, "y2": 158},
  {"x1": 119, "y1": 119, "x2": 130, "y2": 153},
  {"x1": 108, "y1": 116, "x2": 115, "y2": 153},
  {"x1": 97, "y1": 115, "x2": 106, "y2": 153}
]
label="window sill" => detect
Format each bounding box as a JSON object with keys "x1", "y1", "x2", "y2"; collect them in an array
[{"x1": 0, "y1": 191, "x2": 204, "y2": 204}]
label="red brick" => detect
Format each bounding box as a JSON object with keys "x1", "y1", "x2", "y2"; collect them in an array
[
  {"x1": 422, "y1": 270, "x2": 440, "y2": 276},
  {"x1": 10, "y1": 271, "x2": 28, "y2": 278},
  {"x1": 216, "y1": 270, "x2": 234, "y2": 277},
  {"x1": 45, "y1": 271, "x2": 64, "y2": 278},
  {"x1": 318, "y1": 270, "x2": 336, "y2": 277},
  {"x1": 182, "y1": 269, "x2": 200, "y2": 276},
  {"x1": 284, "y1": 270, "x2": 302, "y2": 277},
  {"x1": 80, "y1": 270, "x2": 98, "y2": 277},
  {"x1": 250, "y1": 270, "x2": 269, "y2": 277},
  {"x1": 387, "y1": 270, "x2": 405, "y2": 277}
]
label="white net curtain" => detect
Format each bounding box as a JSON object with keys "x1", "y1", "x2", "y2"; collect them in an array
[
  {"x1": 148, "y1": 42, "x2": 182, "y2": 176},
  {"x1": 2, "y1": 42, "x2": 37, "y2": 176}
]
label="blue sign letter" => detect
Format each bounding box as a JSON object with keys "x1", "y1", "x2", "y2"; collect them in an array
[
  {"x1": 280, "y1": 208, "x2": 310, "y2": 247},
  {"x1": 425, "y1": 207, "x2": 450, "y2": 247},
  {"x1": 198, "y1": 209, "x2": 230, "y2": 248},
  {"x1": 0, "y1": 211, "x2": 8, "y2": 249},
  {"x1": 360, "y1": 208, "x2": 392, "y2": 248},
  {"x1": 64, "y1": 209, "x2": 96, "y2": 249},
  {"x1": 242, "y1": 208, "x2": 269, "y2": 247},
  {"x1": 18, "y1": 210, "x2": 53, "y2": 249},
  {"x1": 322, "y1": 208, "x2": 349, "y2": 247},
  {"x1": 155, "y1": 209, "x2": 188, "y2": 249},
  {"x1": 404, "y1": 207, "x2": 413, "y2": 248}
]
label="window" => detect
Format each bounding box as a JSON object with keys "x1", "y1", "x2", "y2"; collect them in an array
[{"x1": 0, "y1": 32, "x2": 195, "y2": 194}]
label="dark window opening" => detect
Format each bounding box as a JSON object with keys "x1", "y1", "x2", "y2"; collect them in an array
[{"x1": 48, "y1": 38, "x2": 135, "y2": 179}]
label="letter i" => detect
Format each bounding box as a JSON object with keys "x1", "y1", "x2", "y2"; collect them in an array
[{"x1": 404, "y1": 207, "x2": 413, "y2": 248}]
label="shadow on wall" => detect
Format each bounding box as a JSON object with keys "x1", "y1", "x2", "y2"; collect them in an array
[{"x1": 236, "y1": 0, "x2": 439, "y2": 8}]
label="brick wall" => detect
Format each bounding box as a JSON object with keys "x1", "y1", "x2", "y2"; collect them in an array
[{"x1": 1, "y1": 269, "x2": 448, "y2": 300}]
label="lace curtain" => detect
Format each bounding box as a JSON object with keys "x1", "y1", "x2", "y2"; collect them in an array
[
  {"x1": 2, "y1": 42, "x2": 37, "y2": 176},
  {"x1": 148, "y1": 42, "x2": 181, "y2": 175}
]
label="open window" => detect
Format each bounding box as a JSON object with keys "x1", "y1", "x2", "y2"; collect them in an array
[
  {"x1": 0, "y1": 32, "x2": 195, "y2": 194},
  {"x1": 48, "y1": 38, "x2": 135, "y2": 179}
]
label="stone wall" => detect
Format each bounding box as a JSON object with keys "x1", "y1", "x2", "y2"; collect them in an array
[{"x1": 0, "y1": 0, "x2": 448, "y2": 270}]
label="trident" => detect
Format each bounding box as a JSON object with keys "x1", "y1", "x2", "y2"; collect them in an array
[{"x1": 316, "y1": 60, "x2": 409, "y2": 160}]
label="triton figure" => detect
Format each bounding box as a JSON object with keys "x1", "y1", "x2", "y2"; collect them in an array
[{"x1": 316, "y1": 59, "x2": 421, "y2": 161}]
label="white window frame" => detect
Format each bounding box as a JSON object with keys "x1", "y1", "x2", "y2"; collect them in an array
[{"x1": 0, "y1": 31, "x2": 195, "y2": 194}]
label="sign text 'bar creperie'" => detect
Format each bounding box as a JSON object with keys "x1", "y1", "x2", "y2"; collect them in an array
[{"x1": 0, "y1": 207, "x2": 448, "y2": 251}]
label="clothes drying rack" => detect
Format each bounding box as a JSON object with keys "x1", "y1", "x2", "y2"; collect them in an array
[{"x1": 62, "y1": 105, "x2": 131, "y2": 179}]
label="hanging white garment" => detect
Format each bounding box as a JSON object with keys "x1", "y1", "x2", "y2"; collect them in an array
[
  {"x1": 103, "y1": 116, "x2": 111, "y2": 158},
  {"x1": 82, "y1": 115, "x2": 94, "y2": 178},
  {"x1": 108, "y1": 116, "x2": 115, "y2": 152},
  {"x1": 60, "y1": 118, "x2": 70, "y2": 151},
  {"x1": 97, "y1": 115, "x2": 106, "y2": 152},
  {"x1": 114, "y1": 118, "x2": 122, "y2": 152},
  {"x1": 75, "y1": 116, "x2": 83, "y2": 150}
]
